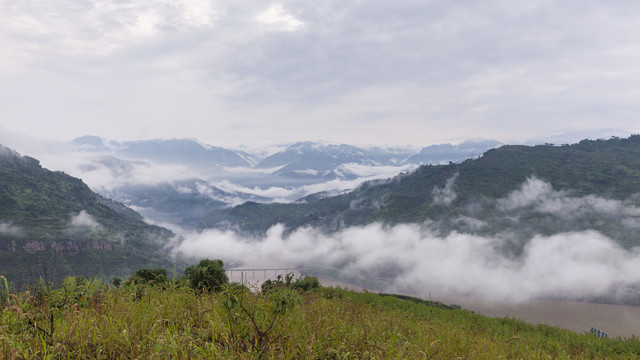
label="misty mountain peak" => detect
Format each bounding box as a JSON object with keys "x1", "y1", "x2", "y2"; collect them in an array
[{"x1": 71, "y1": 135, "x2": 109, "y2": 152}]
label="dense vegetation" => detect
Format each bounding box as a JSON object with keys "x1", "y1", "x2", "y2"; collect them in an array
[
  {"x1": 203, "y1": 136, "x2": 640, "y2": 248},
  {"x1": 1, "y1": 272, "x2": 639, "y2": 359},
  {"x1": 0, "y1": 145, "x2": 176, "y2": 287}
]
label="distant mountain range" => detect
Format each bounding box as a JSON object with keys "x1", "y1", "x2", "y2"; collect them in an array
[
  {"x1": 66, "y1": 136, "x2": 502, "y2": 227},
  {"x1": 0, "y1": 145, "x2": 176, "y2": 286},
  {"x1": 74, "y1": 137, "x2": 253, "y2": 168},
  {"x1": 202, "y1": 136, "x2": 640, "y2": 251},
  {"x1": 72, "y1": 135, "x2": 502, "y2": 173}
]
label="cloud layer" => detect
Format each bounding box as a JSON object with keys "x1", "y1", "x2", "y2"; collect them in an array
[
  {"x1": 2, "y1": 1, "x2": 640, "y2": 146},
  {"x1": 0, "y1": 222, "x2": 23, "y2": 237},
  {"x1": 172, "y1": 223, "x2": 640, "y2": 302},
  {"x1": 68, "y1": 210, "x2": 104, "y2": 230},
  {"x1": 172, "y1": 176, "x2": 640, "y2": 302}
]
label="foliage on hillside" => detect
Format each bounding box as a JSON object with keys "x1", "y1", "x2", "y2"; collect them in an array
[
  {"x1": 0, "y1": 145, "x2": 175, "y2": 286},
  {"x1": 202, "y1": 136, "x2": 640, "y2": 247},
  {"x1": 1, "y1": 275, "x2": 639, "y2": 359}
]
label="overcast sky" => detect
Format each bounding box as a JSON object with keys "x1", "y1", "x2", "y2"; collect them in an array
[{"x1": 1, "y1": 0, "x2": 640, "y2": 147}]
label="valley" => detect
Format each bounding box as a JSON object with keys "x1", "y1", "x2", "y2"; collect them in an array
[
  {"x1": 3, "y1": 135, "x2": 640, "y2": 341},
  {"x1": 4, "y1": 2, "x2": 640, "y2": 356}
]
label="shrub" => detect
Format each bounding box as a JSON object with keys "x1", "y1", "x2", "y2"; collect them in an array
[
  {"x1": 220, "y1": 283, "x2": 301, "y2": 355},
  {"x1": 261, "y1": 273, "x2": 321, "y2": 293},
  {"x1": 127, "y1": 268, "x2": 168, "y2": 285},
  {"x1": 292, "y1": 275, "x2": 320, "y2": 291},
  {"x1": 184, "y1": 259, "x2": 228, "y2": 292},
  {"x1": 261, "y1": 272, "x2": 294, "y2": 293}
]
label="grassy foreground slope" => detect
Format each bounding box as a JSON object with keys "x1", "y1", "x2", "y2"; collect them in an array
[{"x1": 1, "y1": 282, "x2": 639, "y2": 359}]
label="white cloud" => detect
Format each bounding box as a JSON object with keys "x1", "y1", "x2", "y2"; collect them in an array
[
  {"x1": 212, "y1": 180, "x2": 296, "y2": 201},
  {"x1": 499, "y1": 177, "x2": 640, "y2": 220},
  {"x1": 452, "y1": 216, "x2": 487, "y2": 231},
  {"x1": 69, "y1": 210, "x2": 103, "y2": 230},
  {"x1": 432, "y1": 174, "x2": 458, "y2": 205},
  {"x1": 36, "y1": 150, "x2": 197, "y2": 192},
  {"x1": 256, "y1": 4, "x2": 305, "y2": 32},
  {"x1": 293, "y1": 169, "x2": 319, "y2": 176},
  {"x1": 0, "y1": 222, "x2": 23, "y2": 237},
  {"x1": 179, "y1": 0, "x2": 219, "y2": 28},
  {"x1": 212, "y1": 174, "x2": 404, "y2": 203},
  {"x1": 498, "y1": 177, "x2": 555, "y2": 210},
  {"x1": 221, "y1": 165, "x2": 286, "y2": 176},
  {"x1": 173, "y1": 223, "x2": 640, "y2": 302},
  {"x1": 174, "y1": 184, "x2": 194, "y2": 194},
  {"x1": 334, "y1": 163, "x2": 416, "y2": 178}
]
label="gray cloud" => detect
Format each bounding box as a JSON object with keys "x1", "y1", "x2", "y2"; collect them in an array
[
  {"x1": 2, "y1": 1, "x2": 640, "y2": 146},
  {"x1": 0, "y1": 222, "x2": 23, "y2": 237},
  {"x1": 499, "y1": 177, "x2": 640, "y2": 221},
  {"x1": 432, "y1": 173, "x2": 458, "y2": 205},
  {"x1": 68, "y1": 210, "x2": 103, "y2": 230}
]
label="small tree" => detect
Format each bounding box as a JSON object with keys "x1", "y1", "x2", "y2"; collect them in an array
[
  {"x1": 220, "y1": 283, "x2": 301, "y2": 355},
  {"x1": 184, "y1": 259, "x2": 228, "y2": 292},
  {"x1": 261, "y1": 273, "x2": 320, "y2": 293},
  {"x1": 292, "y1": 276, "x2": 320, "y2": 291},
  {"x1": 261, "y1": 273, "x2": 294, "y2": 293}
]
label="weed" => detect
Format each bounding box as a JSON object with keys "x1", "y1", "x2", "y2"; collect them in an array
[{"x1": 1, "y1": 277, "x2": 640, "y2": 359}]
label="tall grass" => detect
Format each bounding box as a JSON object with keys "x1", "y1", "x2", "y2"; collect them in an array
[
  {"x1": 1, "y1": 278, "x2": 639, "y2": 359},
  {"x1": 0, "y1": 276, "x2": 9, "y2": 307}
]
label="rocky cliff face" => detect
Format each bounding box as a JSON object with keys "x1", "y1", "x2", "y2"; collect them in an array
[{"x1": 0, "y1": 237, "x2": 119, "y2": 255}]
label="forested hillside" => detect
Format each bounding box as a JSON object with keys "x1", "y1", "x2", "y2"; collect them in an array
[
  {"x1": 0, "y1": 145, "x2": 175, "y2": 286},
  {"x1": 203, "y1": 136, "x2": 640, "y2": 249}
]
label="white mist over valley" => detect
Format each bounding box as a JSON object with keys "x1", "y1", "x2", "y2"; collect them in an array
[
  {"x1": 18, "y1": 136, "x2": 498, "y2": 224},
  {"x1": 169, "y1": 176, "x2": 640, "y2": 303},
  {"x1": 5, "y1": 133, "x2": 640, "y2": 310},
  {"x1": 5, "y1": 134, "x2": 640, "y2": 307}
]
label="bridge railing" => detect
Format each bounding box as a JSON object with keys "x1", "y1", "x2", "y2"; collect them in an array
[{"x1": 590, "y1": 327, "x2": 608, "y2": 338}]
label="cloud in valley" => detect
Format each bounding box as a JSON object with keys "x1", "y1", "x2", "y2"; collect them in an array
[
  {"x1": 68, "y1": 210, "x2": 103, "y2": 230},
  {"x1": 37, "y1": 150, "x2": 199, "y2": 193},
  {"x1": 0, "y1": 222, "x2": 23, "y2": 237},
  {"x1": 432, "y1": 173, "x2": 458, "y2": 205},
  {"x1": 211, "y1": 164, "x2": 417, "y2": 202},
  {"x1": 173, "y1": 223, "x2": 640, "y2": 302},
  {"x1": 498, "y1": 177, "x2": 640, "y2": 225},
  {"x1": 334, "y1": 163, "x2": 416, "y2": 179},
  {"x1": 172, "y1": 176, "x2": 640, "y2": 302}
]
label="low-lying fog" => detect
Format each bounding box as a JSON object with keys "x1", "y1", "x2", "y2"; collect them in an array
[
  {"x1": 168, "y1": 219, "x2": 640, "y2": 337},
  {"x1": 172, "y1": 222, "x2": 640, "y2": 304},
  {"x1": 167, "y1": 177, "x2": 640, "y2": 306}
]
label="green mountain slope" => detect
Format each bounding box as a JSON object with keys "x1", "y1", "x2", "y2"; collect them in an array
[
  {"x1": 0, "y1": 145, "x2": 175, "y2": 286},
  {"x1": 202, "y1": 136, "x2": 640, "y2": 249}
]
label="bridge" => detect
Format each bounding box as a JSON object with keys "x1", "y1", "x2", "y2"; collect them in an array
[
  {"x1": 224, "y1": 267, "x2": 395, "y2": 292},
  {"x1": 224, "y1": 268, "x2": 316, "y2": 283}
]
